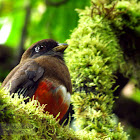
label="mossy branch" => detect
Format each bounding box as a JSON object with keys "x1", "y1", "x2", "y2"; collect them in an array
[
  {"x1": 65, "y1": 0, "x2": 140, "y2": 139},
  {"x1": 0, "y1": 88, "x2": 80, "y2": 140}
]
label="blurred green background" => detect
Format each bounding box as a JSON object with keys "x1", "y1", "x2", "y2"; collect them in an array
[
  {"x1": 0, "y1": 0, "x2": 90, "y2": 81},
  {"x1": 0, "y1": 0, "x2": 90, "y2": 48}
]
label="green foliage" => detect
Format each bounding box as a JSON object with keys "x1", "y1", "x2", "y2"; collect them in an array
[
  {"x1": 0, "y1": 87, "x2": 80, "y2": 140},
  {"x1": 131, "y1": 88, "x2": 140, "y2": 103},
  {"x1": 0, "y1": 0, "x2": 90, "y2": 48},
  {"x1": 28, "y1": 0, "x2": 90, "y2": 44}
]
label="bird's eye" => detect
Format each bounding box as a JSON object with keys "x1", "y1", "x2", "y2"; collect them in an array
[{"x1": 35, "y1": 45, "x2": 46, "y2": 53}]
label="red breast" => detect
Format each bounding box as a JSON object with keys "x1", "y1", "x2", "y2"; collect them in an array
[{"x1": 34, "y1": 80, "x2": 70, "y2": 120}]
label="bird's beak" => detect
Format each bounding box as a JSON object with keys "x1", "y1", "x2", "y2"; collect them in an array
[{"x1": 53, "y1": 43, "x2": 68, "y2": 52}]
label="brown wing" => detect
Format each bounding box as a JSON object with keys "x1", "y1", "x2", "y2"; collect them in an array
[
  {"x1": 2, "y1": 59, "x2": 44, "y2": 98},
  {"x1": 2, "y1": 55, "x2": 72, "y2": 100}
]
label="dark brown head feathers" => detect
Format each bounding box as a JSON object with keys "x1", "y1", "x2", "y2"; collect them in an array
[{"x1": 20, "y1": 39, "x2": 68, "y2": 62}]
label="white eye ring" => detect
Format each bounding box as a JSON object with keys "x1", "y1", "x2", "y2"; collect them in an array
[{"x1": 35, "y1": 46, "x2": 40, "y2": 52}]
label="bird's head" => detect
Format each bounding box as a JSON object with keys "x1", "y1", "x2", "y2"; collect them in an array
[{"x1": 20, "y1": 39, "x2": 68, "y2": 62}]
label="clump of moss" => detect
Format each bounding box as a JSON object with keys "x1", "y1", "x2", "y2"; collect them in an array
[
  {"x1": 91, "y1": 0, "x2": 140, "y2": 87},
  {"x1": 65, "y1": 0, "x2": 135, "y2": 139},
  {"x1": 112, "y1": 0, "x2": 140, "y2": 87},
  {"x1": 0, "y1": 87, "x2": 80, "y2": 140}
]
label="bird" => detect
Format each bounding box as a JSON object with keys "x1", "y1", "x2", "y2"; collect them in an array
[{"x1": 2, "y1": 39, "x2": 72, "y2": 121}]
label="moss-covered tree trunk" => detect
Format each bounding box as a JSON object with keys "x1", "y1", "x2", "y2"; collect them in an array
[{"x1": 65, "y1": 0, "x2": 140, "y2": 139}]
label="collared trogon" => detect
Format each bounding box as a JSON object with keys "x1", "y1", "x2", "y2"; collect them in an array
[{"x1": 2, "y1": 39, "x2": 72, "y2": 121}]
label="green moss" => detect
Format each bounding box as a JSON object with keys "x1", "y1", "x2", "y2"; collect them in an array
[
  {"x1": 113, "y1": 0, "x2": 140, "y2": 87},
  {"x1": 65, "y1": 0, "x2": 133, "y2": 139},
  {"x1": 66, "y1": 14, "x2": 123, "y2": 92},
  {"x1": 0, "y1": 87, "x2": 80, "y2": 140},
  {"x1": 114, "y1": 0, "x2": 140, "y2": 32}
]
